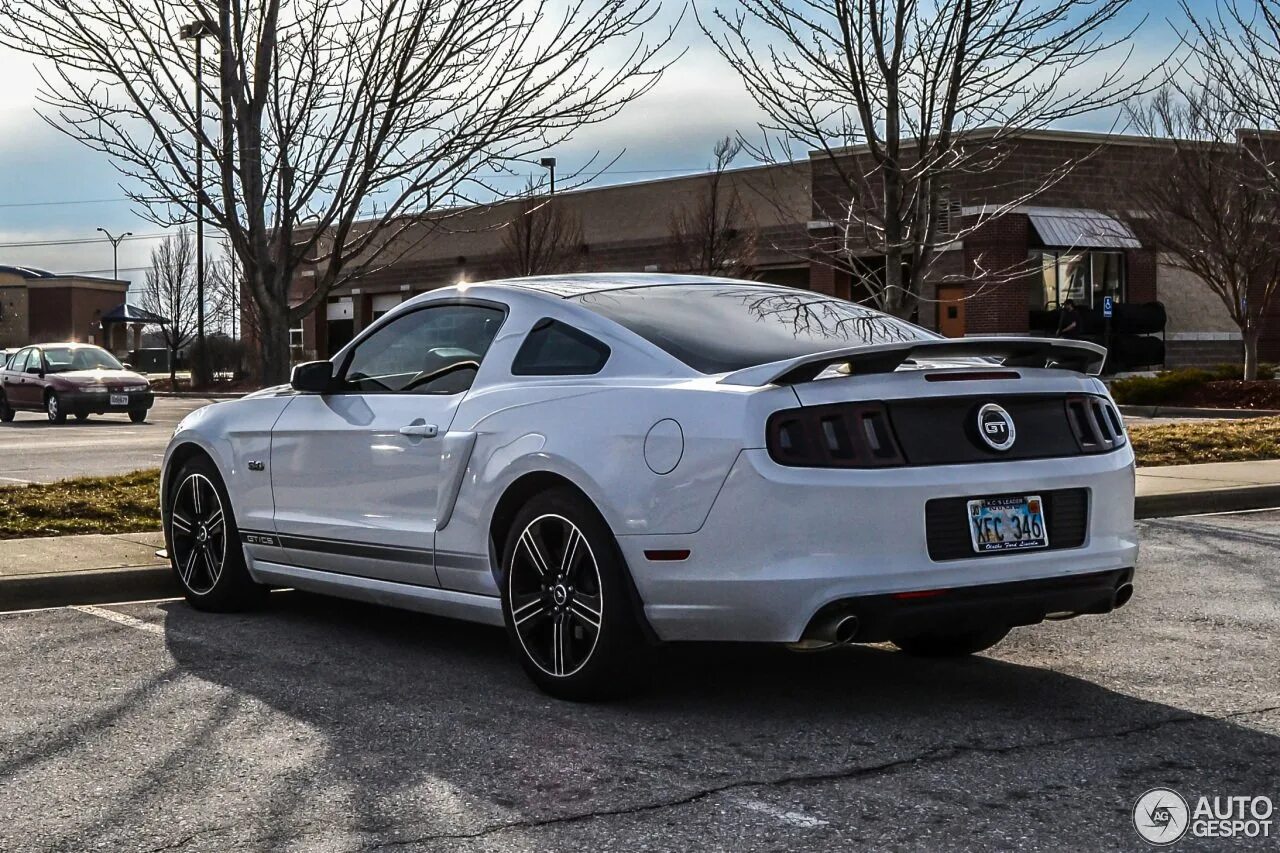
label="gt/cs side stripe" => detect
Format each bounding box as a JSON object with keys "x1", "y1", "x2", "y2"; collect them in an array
[{"x1": 239, "y1": 530, "x2": 433, "y2": 565}]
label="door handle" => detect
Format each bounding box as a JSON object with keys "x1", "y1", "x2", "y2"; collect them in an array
[{"x1": 399, "y1": 423, "x2": 439, "y2": 438}]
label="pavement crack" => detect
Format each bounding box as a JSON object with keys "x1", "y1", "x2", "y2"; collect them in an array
[{"x1": 361, "y1": 703, "x2": 1280, "y2": 849}]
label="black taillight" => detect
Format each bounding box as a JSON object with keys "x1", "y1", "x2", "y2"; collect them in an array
[
  {"x1": 767, "y1": 402, "x2": 905, "y2": 467},
  {"x1": 1065, "y1": 395, "x2": 1126, "y2": 452}
]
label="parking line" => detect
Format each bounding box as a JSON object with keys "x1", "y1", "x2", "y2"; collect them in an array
[
  {"x1": 727, "y1": 794, "x2": 828, "y2": 828},
  {"x1": 71, "y1": 604, "x2": 167, "y2": 635}
]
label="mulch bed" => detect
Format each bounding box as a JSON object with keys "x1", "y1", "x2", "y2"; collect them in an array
[{"x1": 1179, "y1": 381, "x2": 1280, "y2": 410}]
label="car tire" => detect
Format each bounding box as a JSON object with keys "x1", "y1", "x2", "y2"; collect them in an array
[
  {"x1": 892, "y1": 625, "x2": 1010, "y2": 657},
  {"x1": 500, "y1": 487, "x2": 647, "y2": 701},
  {"x1": 129, "y1": 409, "x2": 147, "y2": 424},
  {"x1": 0, "y1": 396, "x2": 13, "y2": 423},
  {"x1": 46, "y1": 392, "x2": 66, "y2": 424},
  {"x1": 166, "y1": 456, "x2": 266, "y2": 612}
]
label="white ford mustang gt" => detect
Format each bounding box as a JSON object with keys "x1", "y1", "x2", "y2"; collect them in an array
[{"x1": 161, "y1": 274, "x2": 1137, "y2": 699}]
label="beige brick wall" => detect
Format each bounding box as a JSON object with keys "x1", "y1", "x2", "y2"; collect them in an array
[
  {"x1": 1158, "y1": 261, "x2": 1238, "y2": 335},
  {"x1": 0, "y1": 284, "x2": 28, "y2": 348}
]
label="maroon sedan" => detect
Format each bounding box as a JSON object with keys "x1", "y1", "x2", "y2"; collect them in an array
[{"x1": 0, "y1": 343, "x2": 154, "y2": 424}]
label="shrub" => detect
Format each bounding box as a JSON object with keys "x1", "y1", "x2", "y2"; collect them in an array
[
  {"x1": 1206, "y1": 363, "x2": 1277, "y2": 381},
  {"x1": 1109, "y1": 369, "x2": 1214, "y2": 405}
]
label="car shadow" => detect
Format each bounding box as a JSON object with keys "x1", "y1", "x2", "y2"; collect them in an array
[{"x1": 107, "y1": 589, "x2": 1280, "y2": 848}]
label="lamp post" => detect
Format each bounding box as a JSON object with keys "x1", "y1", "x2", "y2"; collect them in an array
[
  {"x1": 539, "y1": 157, "x2": 557, "y2": 195},
  {"x1": 95, "y1": 228, "x2": 132, "y2": 281},
  {"x1": 181, "y1": 18, "x2": 218, "y2": 383}
]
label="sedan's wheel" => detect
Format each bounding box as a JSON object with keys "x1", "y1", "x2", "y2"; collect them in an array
[
  {"x1": 129, "y1": 409, "x2": 147, "y2": 424},
  {"x1": 892, "y1": 625, "x2": 1010, "y2": 657},
  {"x1": 167, "y1": 457, "x2": 266, "y2": 611},
  {"x1": 501, "y1": 488, "x2": 646, "y2": 700},
  {"x1": 46, "y1": 393, "x2": 66, "y2": 424}
]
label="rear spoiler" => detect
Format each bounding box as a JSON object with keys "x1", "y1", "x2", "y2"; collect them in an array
[{"x1": 718, "y1": 336, "x2": 1107, "y2": 387}]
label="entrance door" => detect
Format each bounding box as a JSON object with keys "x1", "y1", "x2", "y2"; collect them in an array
[
  {"x1": 937, "y1": 285, "x2": 966, "y2": 338},
  {"x1": 270, "y1": 302, "x2": 506, "y2": 586}
]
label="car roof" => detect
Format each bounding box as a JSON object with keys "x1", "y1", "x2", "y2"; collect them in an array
[{"x1": 478, "y1": 272, "x2": 795, "y2": 299}]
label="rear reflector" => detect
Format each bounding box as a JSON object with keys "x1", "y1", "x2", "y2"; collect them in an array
[
  {"x1": 644, "y1": 549, "x2": 690, "y2": 561},
  {"x1": 892, "y1": 589, "x2": 946, "y2": 600}
]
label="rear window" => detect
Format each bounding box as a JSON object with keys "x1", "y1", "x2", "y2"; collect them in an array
[
  {"x1": 512, "y1": 318, "x2": 610, "y2": 375},
  {"x1": 571, "y1": 284, "x2": 936, "y2": 374}
]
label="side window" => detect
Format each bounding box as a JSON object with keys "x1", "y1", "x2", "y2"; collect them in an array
[
  {"x1": 14, "y1": 349, "x2": 33, "y2": 373},
  {"x1": 340, "y1": 303, "x2": 505, "y2": 394},
  {"x1": 512, "y1": 318, "x2": 611, "y2": 376}
]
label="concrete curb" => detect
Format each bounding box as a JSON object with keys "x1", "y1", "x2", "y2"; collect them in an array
[
  {"x1": 1119, "y1": 405, "x2": 1280, "y2": 419},
  {"x1": 1135, "y1": 484, "x2": 1280, "y2": 519},
  {"x1": 151, "y1": 391, "x2": 247, "y2": 400},
  {"x1": 0, "y1": 565, "x2": 177, "y2": 613}
]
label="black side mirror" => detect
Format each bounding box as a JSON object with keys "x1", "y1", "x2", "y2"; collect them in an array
[
  {"x1": 122, "y1": 362, "x2": 133, "y2": 371},
  {"x1": 26, "y1": 366, "x2": 42, "y2": 377},
  {"x1": 290, "y1": 360, "x2": 336, "y2": 393}
]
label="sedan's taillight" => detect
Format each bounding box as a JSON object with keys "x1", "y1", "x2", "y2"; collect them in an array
[
  {"x1": 1065, "y1": 395, "x2": 1127, "y2": 452},
  {"x1": 766, "y1": 402, "x2": 905, "y2": 468}
]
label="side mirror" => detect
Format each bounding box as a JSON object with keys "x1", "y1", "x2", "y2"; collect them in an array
[
  {"x1": 122, "y1": 362, "x2": 132, "y2": 371},
  {"x1": 290, "y1": 360, "x2": 336, "y2": 393},
  {"x1": 26, "y1": 366, "x2": 42, "y2": 377}
]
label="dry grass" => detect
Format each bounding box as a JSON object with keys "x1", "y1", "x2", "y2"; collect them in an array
[
  {"x1": 0, "y1": 469, "x2": 160, "y2": 540},
  {"x1": 1128, "y1": 417, "x2": 1280, "y2": 467}
]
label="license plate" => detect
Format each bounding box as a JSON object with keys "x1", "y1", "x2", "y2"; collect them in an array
[
  {"x1": 967, "y1": 495, "x2": 1049, "y2": 553},
  {"x1": 110, "y1": 393, "x2": 129, "y2": 406}
]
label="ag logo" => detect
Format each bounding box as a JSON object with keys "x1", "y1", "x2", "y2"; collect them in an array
[
  {"x1": 1133, "y1": 788, "x2": 1190, "y2": 846},
  {"x1": 976, "y1": 403, "x2": 1016, "y2": 451}
]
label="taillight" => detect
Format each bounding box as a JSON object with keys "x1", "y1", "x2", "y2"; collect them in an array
[
  {"x1": 1065, "y1": 395, "x2": 1127, "y2": 452},
  {"x1": 766, "y1": 402, "x2": 905, "y2": 468}
]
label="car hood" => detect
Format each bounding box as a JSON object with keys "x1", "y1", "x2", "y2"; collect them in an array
[{"x1": 50, "y1": 369, "x2": 150, "y2": 387}]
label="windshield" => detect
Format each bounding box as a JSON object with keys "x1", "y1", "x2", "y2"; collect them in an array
[
  {"x1": 42, "y1": 346, "x2": 124, "y2": 373},
  {"x1": 572, "y1": 283, "x2": 937, "y2": 374}
]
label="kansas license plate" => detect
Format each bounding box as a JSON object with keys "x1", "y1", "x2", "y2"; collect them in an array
[
  {"x1": 967, "y1": 495, "x2": 1049, "y2": 553},
  {"x1": 110, "y1": 393, "x2": 129, "y2": 406}
]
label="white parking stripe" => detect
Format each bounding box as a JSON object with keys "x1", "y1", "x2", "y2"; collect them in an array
[
  {"x1": 71, "y1": 604, "x2": 167, "y2": 636},
  {"x1": 728, "y1": 794, "x2": 828, "y2": 828}
]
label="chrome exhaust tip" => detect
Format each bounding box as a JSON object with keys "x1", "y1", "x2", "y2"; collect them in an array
[
  {"x1": 1113, "y1": 582, "x2": 1134, "y2": 609},
  {"x1": 788, "y1": 612, "x2": 861, "y2": 651}
]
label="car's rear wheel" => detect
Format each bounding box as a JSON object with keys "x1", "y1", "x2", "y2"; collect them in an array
[
  {"x1": 45, "y1": 392, "x2": 66, "y2": 424},
  {"x1": 167, "y1": 456, "x2": 266, "y2": 612},
  {"x1": 892, "y1": 625, "x2": 1010, "y2": 657},
  {"x1": 129, "y1": 409, "x2": 147, "y2": 423},
  {"x1": 500, "y1": 488, "x2": 646, "y2": 701}
]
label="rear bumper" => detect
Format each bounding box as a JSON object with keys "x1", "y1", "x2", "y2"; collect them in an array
[
  {"x1": 617, "y1": 448, "x2": 1138, "y2": 642},
  {"x1": 63, "y1": 390, "x2": 153, "y2": 413}
]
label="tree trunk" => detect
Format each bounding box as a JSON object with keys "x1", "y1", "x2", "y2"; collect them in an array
[
  {"x1": 169, "y1": 343, "x2": 177, "y2": 386},
  {"x1": 259, "y1": 301, "x2": 293, "y2": 386},
  {"x1": 1243, "y1": 326, "x2": 1261, "y2": 381}
]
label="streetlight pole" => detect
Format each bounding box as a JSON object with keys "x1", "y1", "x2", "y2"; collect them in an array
[
  {"x1": 96, "y1": 228, "x2": 132, "y2": 281},
  {"x1": 540, "y1": 157, "x2": 557, "y2": 196},
  {"x1": 181, "y1": 19, "x2": 217, "y2": 383}
]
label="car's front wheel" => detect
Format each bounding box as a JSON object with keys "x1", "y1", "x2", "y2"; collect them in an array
[
  {"x1": 0, "y1": 396, "x2": 13, "y2": 423},
  {"x1": 500, "y1": 488, "x2": 646, "y2": 701},
  {"x1": 166, "y1": 456, "x2": 266, "y2": 611},
  {"x1": 129, "y1": 409, "x2": 147, "y2": 424},
  {"x1": 892, "y1": 625, "x2": 1010, "y2": 657},
  {"x1": 46, "y1": 392, "x2": 66, "y2": 424}
]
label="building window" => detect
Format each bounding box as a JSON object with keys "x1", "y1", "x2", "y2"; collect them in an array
[{"x1": 1029, "y1": 250, "x2": 1125, "y2": 310}]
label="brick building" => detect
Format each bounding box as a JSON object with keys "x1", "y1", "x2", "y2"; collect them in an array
[
  {"x1": 0, "y1": 266, "x2": 134, "y2": 351},
  {"x1": 279, "y1": 129, "x2": 1250, "y2": 367}
]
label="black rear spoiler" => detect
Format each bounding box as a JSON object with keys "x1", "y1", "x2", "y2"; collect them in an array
[{"x1": 718, "y1": 336, "x2": 1107, "y2": 386}]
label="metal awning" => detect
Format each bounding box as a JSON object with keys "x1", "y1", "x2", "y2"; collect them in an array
[
  {"x1": 1022, "y1": 206, "x2": 1140, "y2": 250},
  {"x1": 100, "y1": 303, "x2": 169, "y2": 325}
]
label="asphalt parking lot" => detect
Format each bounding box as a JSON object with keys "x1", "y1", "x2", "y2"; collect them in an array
[
  {"x1": 1, "y1": 511, "x2": 1277, "y2": 852},
  {"x1": 0, "y1": 397, "x2": 220, "y2": 483}
]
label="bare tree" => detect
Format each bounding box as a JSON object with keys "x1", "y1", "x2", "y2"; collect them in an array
[
  {"x1": 0, "y1": 0, "x2": 673, "y2": 383},
  {"x1": 700, "y1": 0, "x2": 1147, "y2": 317},
  {"x1": 137, "y1": 230, "x2": 199, "y2": 383},
  {"x1": 498, "y1": 184, "x2": 585, "y2": 277},
  {"x1": 1124, "y1": 88, "x2": 1280, "y2": 379},
  {"x1": 668, "y1": 136, "x2": 758, "y2": 277}
]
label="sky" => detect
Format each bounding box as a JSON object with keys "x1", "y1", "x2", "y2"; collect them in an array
[{"x1": 0, "y1": 0, "x2": 1211, "y2": 296}]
